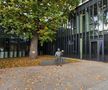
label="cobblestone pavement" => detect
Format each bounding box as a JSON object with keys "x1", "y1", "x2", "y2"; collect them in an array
[{"x1": 0, "y1": 60, "x2": 108, "y2": 90}]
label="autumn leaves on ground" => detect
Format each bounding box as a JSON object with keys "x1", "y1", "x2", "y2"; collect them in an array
[
  {"x1": 0, "y1": 57, "x2": 108, "y2": 90},
  {"x1": 0, "y1": 55, "x2": 51, "y2": 68},
  {"x1": 0, "y1": 55, "x2": 79, "y2": 68}
]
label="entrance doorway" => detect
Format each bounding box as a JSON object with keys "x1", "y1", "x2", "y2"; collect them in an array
[
  {"x1": 90, "y1": 40, "x2": 104, "y2": 61},
  {"x1": 91, "y1": 41, "x2": 97, "y2": 60}
]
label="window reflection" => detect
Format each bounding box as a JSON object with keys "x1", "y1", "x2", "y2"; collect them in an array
[{"x1": 104, "y1": 11, "x2": 108, "y2": 31}]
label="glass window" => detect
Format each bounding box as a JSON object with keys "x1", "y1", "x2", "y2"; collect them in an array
[
  {"x1": 103, "y1": 0, "x2": 108, "y2": 33},
  {"x1": 93, "y1": 3, "x2": 99, "y2": 38},
  {"x1": 82, "y1": 10, "x2": 86, "y2": 32},
  {"x1": 103, "y1": 0, "x2": 107, "y2": 9},
  {"x1": 89, "y1": 6, "x2": 94, "y2": 31},
  {"x1": 85, "y1": 8, "x2": 89, "y2": 32},
  {"x1": 103, "y1": 10, "x2": 108, "y2": 31},
  {"x1": 0, "y1": 38, "x2": 4, "y2": 51},
  {"x1": 76, "y1": 14, "x2": 80, "y2": 34},
  {"x1": 98, "y1": 1, "x2": 103, "y2": 32},
  {"x1": 80, "y1": 11, "x2": 83, "y2": 33}
]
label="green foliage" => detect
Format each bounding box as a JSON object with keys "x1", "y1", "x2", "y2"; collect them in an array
[{"x1": 0, "y1": 0, "x2": 79, "y2": 45}]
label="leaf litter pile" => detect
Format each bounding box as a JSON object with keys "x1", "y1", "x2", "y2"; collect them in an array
[{"x1": 0, "y1": 55, "x2": 79, "y2": 68}]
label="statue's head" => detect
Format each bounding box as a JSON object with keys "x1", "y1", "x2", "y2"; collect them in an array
[{"x1": 57, "y1": 48, "x2": 60, "y2": 51}]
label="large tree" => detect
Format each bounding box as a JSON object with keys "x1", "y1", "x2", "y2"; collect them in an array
[{"x1": 0, "y1": 0, "x2": 79, "y2": 59}]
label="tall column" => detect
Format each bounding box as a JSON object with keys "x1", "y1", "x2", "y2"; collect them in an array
[{"x1": 80, "y1": 13, "x2": 83, "y2": 59}]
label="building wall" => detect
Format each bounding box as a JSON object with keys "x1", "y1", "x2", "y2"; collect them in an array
[
  {"x1": 0, "y1": 36, "x2": 30, "y2": 58},
  {"x1": 52, "y1": 0, "x2": 108, "y2": 61}
]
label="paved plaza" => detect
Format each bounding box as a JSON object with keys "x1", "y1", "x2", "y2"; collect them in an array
[{"x1": 0, "y1": 60, "x2": 108, "y2": 90}]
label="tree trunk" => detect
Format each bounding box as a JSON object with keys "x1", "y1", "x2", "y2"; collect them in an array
[{"x1": 29, "y1": 33, "x2": 38, "y2": 59}]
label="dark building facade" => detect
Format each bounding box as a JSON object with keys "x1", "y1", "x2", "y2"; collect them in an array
[
  {"x1": 53, "y1": 0, "x2": 108, "y2": 61},
  {"x1": 0, "y1": 29, "x2": 30, "y2": 58}
]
